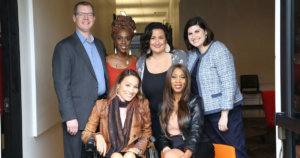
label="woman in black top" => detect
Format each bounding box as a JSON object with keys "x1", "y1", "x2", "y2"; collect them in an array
[
  {"x1": 136, "y1": 22, "x2": 187, "y2": 153},
  {"x1": 159, "y1": 64, "x2": 214, "y2": 158}
]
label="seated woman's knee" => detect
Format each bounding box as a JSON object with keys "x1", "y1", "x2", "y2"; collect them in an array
[
  {"x1": 111, "y1": 152, "x2": 123, "y2": 158},
  {"x1": 123, "y1": 151, "x2": 136, "y2": 158},
  {"x1": 164, "y1": 149, "x2": 184, "y2": 158}
]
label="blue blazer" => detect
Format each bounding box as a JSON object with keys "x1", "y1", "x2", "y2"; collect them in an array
[{"x1": 187, "y1": 41, "x2": 243, "y2": 115}]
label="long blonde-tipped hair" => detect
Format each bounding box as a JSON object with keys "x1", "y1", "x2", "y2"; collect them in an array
[{"x1": 159, "y1": 64, "x2": 191, "y2": 139}]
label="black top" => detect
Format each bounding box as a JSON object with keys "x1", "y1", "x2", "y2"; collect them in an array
[
  {"x1": 142, "y1": 63, "x2": 167, "y2": 115},
  {"x1": 191, "y1": 57, "x2": 200, "y2": 96},
  {"x1": 142, "y1": 62, "x2": 167, "y2": 151}
]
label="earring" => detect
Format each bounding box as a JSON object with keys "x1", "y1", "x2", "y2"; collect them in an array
[
  {"x1": 165, "y1": 43, "x2": 170, "y2": 53},
  {"x1": 146, "y1": 49, "x2": 151, "y2": 54},
  {"x1": 114, "y1": 47, "x2": 117, "y2": 54},
  {"x1": 129, "y1": 49, "x2": 132, "y2": 55},
  {"x1": 206, "y1": 34, "x2": 208, "y2": 39}
]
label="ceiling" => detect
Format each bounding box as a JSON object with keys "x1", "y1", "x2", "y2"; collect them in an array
[{"x1": 116, "y1": 0, "x2": 169, "y2": 24}]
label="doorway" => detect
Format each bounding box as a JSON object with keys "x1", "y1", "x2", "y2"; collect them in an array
[
  {"x1": 0, "y1": 0, "x2": 22, "y2": 157},
  {"x1": 275, "y1": 0, "x2": 300, "y2": 157}
]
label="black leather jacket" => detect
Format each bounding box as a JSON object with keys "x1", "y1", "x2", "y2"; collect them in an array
[{"x1": 158, "y1": 94, "x2": 211, "y2": 153}]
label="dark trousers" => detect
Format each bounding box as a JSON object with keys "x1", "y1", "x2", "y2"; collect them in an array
[
  {"x1": 62, "y1": 123, "x2": 87, "y2": 158},
  {"x1": 204, "y1": 106, "x2": 248, "y2": 158}
]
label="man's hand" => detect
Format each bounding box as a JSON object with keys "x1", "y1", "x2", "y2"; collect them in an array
[{"x1": 66, "y1": 119, "x2": 78, "y2": 135}]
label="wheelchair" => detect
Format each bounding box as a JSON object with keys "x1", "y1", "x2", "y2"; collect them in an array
[{"x1": 85, "y1": 134, "x2": 159, "y2": 158}]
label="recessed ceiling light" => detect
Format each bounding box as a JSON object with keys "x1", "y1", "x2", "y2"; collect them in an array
[{"x1": 120, "y1": 11, "x2": 126, "y2": 16}]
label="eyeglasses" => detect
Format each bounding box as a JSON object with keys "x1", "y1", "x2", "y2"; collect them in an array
[{"x1": 76, "y1": 12, "x2": 94, "y2": 18}]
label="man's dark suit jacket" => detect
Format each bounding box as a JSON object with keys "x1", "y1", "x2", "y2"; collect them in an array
[{"x1": 52, "y1": 32, "x2": 109, "y2": 130}]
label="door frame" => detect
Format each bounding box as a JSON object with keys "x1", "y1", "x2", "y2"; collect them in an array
[
  {"x1": 0, "y1": 0, "x2": 23, "y2": 157},
  {"x1": 275, "y1": 0, "x2": 300, "y2": 158}
]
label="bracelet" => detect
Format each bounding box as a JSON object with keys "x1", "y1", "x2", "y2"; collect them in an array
[
  {"x1": 128, "y1": 148, "x2": 141, "y2": 155},
  {"x1": 137, "y1": 148, "x2": 143, "y2": 155},
  {"x1": 162, "y1": 147, "x2": 170, "y2": 153}
]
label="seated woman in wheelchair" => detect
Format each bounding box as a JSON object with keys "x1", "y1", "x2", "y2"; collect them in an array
[
  {"x1": 82, "y1": 69, "x2": 152, "y2": 158},
  {"x1": 158, "y1": 64, "x2": 215, "y2": 158}
]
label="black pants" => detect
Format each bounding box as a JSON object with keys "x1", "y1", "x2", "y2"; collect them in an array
[
  {"x1": 62, "y1": 123, "x2": 87, "y2": 158},
  {"x1": 171, "y1": 135, "x2": 215, "y2": 158}
]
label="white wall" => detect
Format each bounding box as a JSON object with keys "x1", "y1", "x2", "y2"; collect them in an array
[
  {"x1": 168, "y1": 0, "x2": 180, "y2": 48},
  {"x1": 179, "y1": 0, "x2": 275, "y2": 90},
  {"x1": 275, "y1": 0, "x2": 282, "y2": 157},
  {"x1": 92, "y1": 0, "x2": 116, "y2": 54},
  {"x1": 18, "y1": 0, "x2": 115, "y2": 157}
]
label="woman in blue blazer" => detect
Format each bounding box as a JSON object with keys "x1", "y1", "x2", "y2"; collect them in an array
[{"x1": 183, "y1": 17, "x2": 248, "y2": 158}]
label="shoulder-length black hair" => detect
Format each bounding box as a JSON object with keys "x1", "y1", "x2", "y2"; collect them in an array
[
  {"x1": 184, "y1": 17, "x2": 214, "y2": 51},
  {"x1": 140, "y1": 22, "x2": 173, "y2": 57},
  {"x1": 159, "y1": 64, "x2": 191, "y2": 138}
]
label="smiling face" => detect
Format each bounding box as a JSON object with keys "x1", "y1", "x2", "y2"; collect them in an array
[
  {"x1": 150, "y1": 29, "x2": 167, "y2": 54},
  {"x1": 115, "y1": 29, "x2": 132, "y2": 54},
  {"x1": 73, "y1": 5, "x2": 95, "y2": 34},
  {"x1": 171, "y1": 68, "x2": 186, "y2": 94},
  {"x1": 187, "y1": 25, "x2": 207, "y2": 49},
  {"x1": 117, "y1": 75, "x2": 139, "y2": 101}
]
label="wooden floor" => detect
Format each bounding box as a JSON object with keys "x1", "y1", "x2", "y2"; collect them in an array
[{"x1": 243, "y1": 118, "x2": 276, "y2": 158}]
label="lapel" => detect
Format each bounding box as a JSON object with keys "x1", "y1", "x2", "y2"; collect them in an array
[
  {"x1": 71, "y1": 32, "x2": 97, "y2": 79},
  {"x1": 128, "y1": 110, "x2": 140, "y2": 145},
  {"x1": 101, "y1": 103, "x2": 111, "y2": 148}
]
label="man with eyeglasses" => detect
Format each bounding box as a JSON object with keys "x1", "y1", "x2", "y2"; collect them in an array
[{"x1": 52, "y1": 1, "x2": 108, "y2": 158}]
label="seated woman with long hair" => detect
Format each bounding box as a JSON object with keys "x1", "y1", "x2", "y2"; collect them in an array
[
  {"x1": 82, "y1": 69, "x2": 152, "y2": 158},
  {"x1": 159, "y1": 64, "x2": 214, "y2": 158}
]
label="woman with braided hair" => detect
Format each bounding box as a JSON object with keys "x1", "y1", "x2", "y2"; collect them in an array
[{"x1": 107, "y1": 15, "x2": 138, "y2": 90}]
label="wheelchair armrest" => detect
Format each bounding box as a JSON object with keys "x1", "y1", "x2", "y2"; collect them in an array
[
  {"x1": 149, "y1": 136, "x2": 156, "y2": 143},
  {"x1": 85, "y1": 133, "x2": 96, "y2": 152},
  {"x1": 146, "y1": 136, "x2": 159, "y2": 158}
]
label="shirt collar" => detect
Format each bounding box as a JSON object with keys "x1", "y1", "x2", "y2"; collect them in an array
[{"x1": 76, "y1": 30, "x2": 94, "y2": 43}]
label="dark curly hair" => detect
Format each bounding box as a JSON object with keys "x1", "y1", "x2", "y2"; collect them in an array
[
  {"x1": 111, "y1": 15, "x2": 136, "y2": 40},
  {"x1": 140, "y1": 22, "x2": 173, "y2": 58},
  {"x1": 184, "y1": 17, "x2": 214, "y2": 51}
]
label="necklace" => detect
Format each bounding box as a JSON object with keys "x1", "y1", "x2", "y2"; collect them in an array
[{"x1": 114, "y1": 57, "x2": 130, "y2": 69}]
